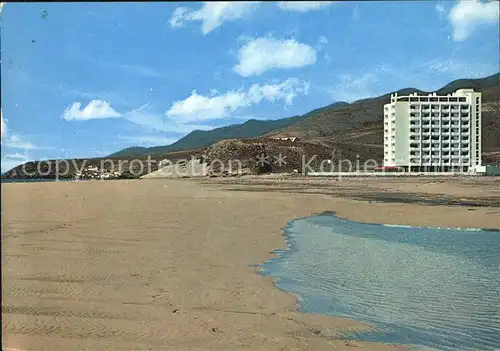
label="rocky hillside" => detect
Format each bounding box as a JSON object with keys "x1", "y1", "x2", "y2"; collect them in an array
[
  {"x1": 108, "y1": 114, "x2": 311, "y2": 158},
  {"x1": 199, "y1": 137, "x2": 383, "y2": 174}
]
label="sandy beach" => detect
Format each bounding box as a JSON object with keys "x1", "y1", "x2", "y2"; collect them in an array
[{"x1": 2, "y1": 177, "x2": 499, "y2": 350}]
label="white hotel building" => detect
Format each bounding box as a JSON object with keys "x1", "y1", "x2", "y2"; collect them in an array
[{"x1": 383, "y1": 89, "x2": 482, "y2": 173}]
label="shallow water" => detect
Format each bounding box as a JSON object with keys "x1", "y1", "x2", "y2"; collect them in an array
[{"x1": 260, "y1": 213, "x2": 500, "y2": 351}]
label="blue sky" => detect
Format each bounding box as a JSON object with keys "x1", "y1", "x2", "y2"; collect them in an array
[{"x1": 1, "y1": 1, "x2": 499, "y2": 171}]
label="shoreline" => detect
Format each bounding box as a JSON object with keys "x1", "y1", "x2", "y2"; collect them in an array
[
  {"x1": 2, "y1": 178, "x2": 497, "y2": 350},
  {"x1": 258, "y1": 209, "x2": 499, "y2": 350}
]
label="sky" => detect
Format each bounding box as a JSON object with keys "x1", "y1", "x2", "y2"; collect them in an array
[{"x1": 0, "y1": 1, "x2": 499, "y2": 171}]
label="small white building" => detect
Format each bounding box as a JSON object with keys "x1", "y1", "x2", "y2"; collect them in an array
[
  {"x1": 384, "y1": 89, "x2": 482, "y2": 173},
  {"x1": 274, "y1": 136, "x2": 300, "y2": 142}
]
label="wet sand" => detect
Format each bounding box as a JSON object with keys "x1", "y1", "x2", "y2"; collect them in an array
[{"x1": 2, "y1": 177, "x2": 498, "y2": 350}]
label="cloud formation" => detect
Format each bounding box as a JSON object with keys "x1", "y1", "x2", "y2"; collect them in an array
[
  {"x1": 169, "y1": 2, "x2": 260, "y2": 35},
  {"x1": 1, "y1": 109, "x2": 6, "y2": 140},
  {"x1": 1, "y1": 110, "x2": 35, "y2": 150},
  {"x1": 62, "y1": 100, "x2": 122, "y2": 121},
  {"x1": 0, "y1": 152, "x2": 30, "y2": 173},
  {"x1": 166, "y1": 78, "x2": 310, "y2": 123},
  {"x1": 2, "y1": 134, "x2": 37, "y2": 150},
  {"x1": 448, "y1": 0, "x2": 499, "y2": 41},
  {"x1": 277, "y1": 1, "x2": 334, "y2": 12},
  {"x1": 234, "y1": 37, "x2": 317, "y2": 77}
]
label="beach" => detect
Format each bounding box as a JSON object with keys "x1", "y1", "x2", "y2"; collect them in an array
[{"x1": 2, "y1": 177, "x2": 499, "y2": 350}]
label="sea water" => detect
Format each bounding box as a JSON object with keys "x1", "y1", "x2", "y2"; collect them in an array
[{"x1": 260, "y1": 212, "x2": 500, "y2": 351}]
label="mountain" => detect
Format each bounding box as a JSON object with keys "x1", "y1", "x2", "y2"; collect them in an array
[
  {"x1": 108, "y1": 114, "x2": 314, "y2": 158},
  {"x1": 268, "y1": 73, "x2": 500, "y2": 159}
]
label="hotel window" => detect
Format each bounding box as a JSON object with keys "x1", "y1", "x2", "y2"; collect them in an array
[{"x1": 459, "y1": 97, "x2": 466, "y2": 102}]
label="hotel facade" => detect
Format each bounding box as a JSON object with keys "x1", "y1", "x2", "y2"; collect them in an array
[{"x1": 383, "y1": 89, "x2": 482, "y2": 172}]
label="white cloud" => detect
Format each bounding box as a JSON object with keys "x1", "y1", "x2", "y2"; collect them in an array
[
  {"x1": 1, "y1": 152, "x2": 30, "y2": 173},
  {"x1": 62, "y1": 100, "x2": 122, "y2": 121},
  {"x1": 1, "y1": 109, "x2": 6, "y2": 140},
  {"x1": 1, "y1": 109, "x2": 49, "y2": 152},
  {"x1": 169, "y1": 2, "x2": 260, "y2": 35},
  {"x1": 277, "y1": 1, "x2": 334, "y2": 12},
  {"x1": 448, "y1": 0, "x2": 499, "y2": 41},
  {"x1": 123, "y1": 103, "x2": 217, "y2": 134},
  {"x1": 234, "y1": 37, "x2": 317, "y2": 77},
  {"x1": 435, "y1": 3, "x2": 445, "y2": 14},
  {"x1": 166, "y1": 78, "x2": 310, "y2": 122},
  {"x1": 3, "y1": 134, "x2": 37, "y2": 150}
]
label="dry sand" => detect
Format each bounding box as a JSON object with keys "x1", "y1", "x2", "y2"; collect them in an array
[{"x1": 2, "y1": 177, "x2": 499, "y2": 350}]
